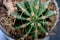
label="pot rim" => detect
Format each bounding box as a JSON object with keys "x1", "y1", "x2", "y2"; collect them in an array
[{"x1": 49, "y1": 0, "x2": 59, "y2": 32}]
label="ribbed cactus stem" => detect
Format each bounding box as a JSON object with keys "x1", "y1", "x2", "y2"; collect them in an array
[
  {"x1": 28, "y1": 1, "x2": 34, "y2": 12},
  {"x1": 16, "y1": 2, "x2": 30, "y2": 16},
  {"x1": 40, "y1": 26, "x2": 47, "y2": 34},
  {"x1": 9, "y1": 0, "x2": 57, "y2": 39},
  {"x1": 38, "y1": 0, "x2": 50, "y2": 16},
  {"x1": 15, "y1": 22, "x2": 31, "y2": 29},
  {"x1": 34, "y1": 23, "x2": 38, "y2": 39},
  {"x1": 23, "y1": 26, "x2": 32, "y2": 38}
]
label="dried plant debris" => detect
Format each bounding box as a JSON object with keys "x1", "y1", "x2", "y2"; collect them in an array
[
  {"x1": 48, "y1": 2, "x2": 56, "y2": 10},
  {"x1": 0, "y1": 0, "x2": 58, "y2": 40}
]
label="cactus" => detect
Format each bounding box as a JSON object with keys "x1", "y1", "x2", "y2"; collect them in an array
[{"x1": 10, "y1": 0, "x2": 57, "y2": 40}]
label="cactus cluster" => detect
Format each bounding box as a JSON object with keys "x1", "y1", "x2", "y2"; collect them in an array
[{"x1": 1, "y1": 0, "x2": 58, "y2": 40}]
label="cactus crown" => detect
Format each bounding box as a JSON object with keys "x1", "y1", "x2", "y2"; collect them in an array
[{"x1": 10, "y1": 0, "x2": 57, "y2": 39}]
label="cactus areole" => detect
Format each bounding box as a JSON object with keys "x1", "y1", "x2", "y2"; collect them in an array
[{"x1": 0, "y1": 0, "x2": 59, "y2": 40}]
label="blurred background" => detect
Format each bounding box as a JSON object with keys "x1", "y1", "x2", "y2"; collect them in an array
[
  {"x1": 49, "y1": 0, "x2": 60, "y2": 40},
  {"x1": 0, "y1": 0, "x2": 60, "y2": 40}
]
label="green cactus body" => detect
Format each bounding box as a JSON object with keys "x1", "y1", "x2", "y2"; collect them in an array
[{"x1": 10, "y1": 0, "x2": 58, "y2": 40}]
